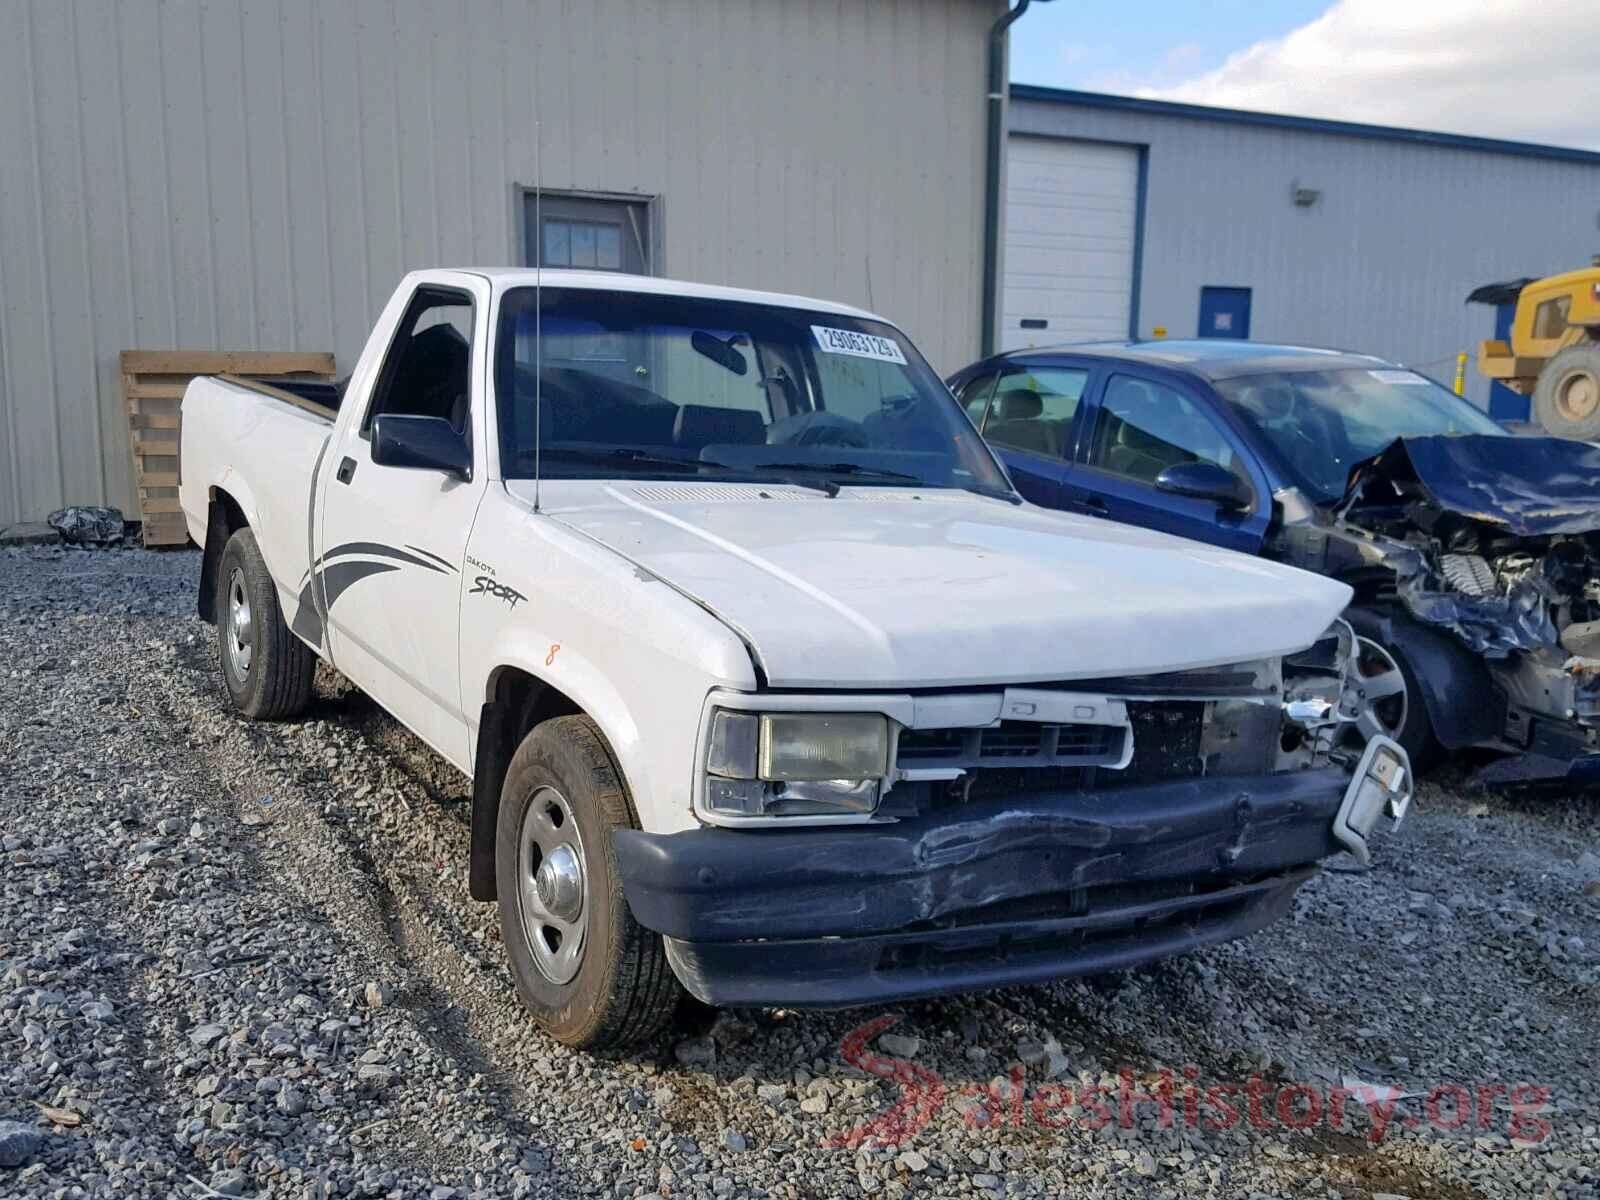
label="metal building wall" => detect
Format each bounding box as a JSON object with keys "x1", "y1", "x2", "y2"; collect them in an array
[
  {"x1": 1009, "y1": 95, "x2": 1600, "y2": 408},
  {"x1": 0, "y1": 0, "x2": 997, "y2": 526}
]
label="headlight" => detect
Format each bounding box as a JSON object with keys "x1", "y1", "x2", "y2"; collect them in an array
[{"x1": 704, "y1": 710, "x2": 889, "y2": 818}]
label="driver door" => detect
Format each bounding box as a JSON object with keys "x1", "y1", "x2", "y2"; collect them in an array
[
  {"x1": 318, "y1": 277, "x2": 491, "y2": 769},
  {"x1": 1062, "y1": 371, "x2": 1271, "y2": 553}
]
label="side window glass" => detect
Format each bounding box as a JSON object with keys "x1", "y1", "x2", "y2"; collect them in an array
[
  {"x1": 1089, "y1": 374, "x2": 1242, "y2": 486},
  {"x1": 956, "y1": 373, "x2": 997, "y2": 425},
  {"x1": 365, "y1": 290, "x2": 475, "y2": 438},
  {"x1": 1532, "y1": 295, "x2": 1571, "y2": 340},
  {"x1": 984, "y1": 366, "x2": 1089, "y2": 460}
]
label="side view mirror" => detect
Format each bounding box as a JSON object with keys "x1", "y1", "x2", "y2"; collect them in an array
[
  {"x1": 371, "y1": 414, "x2": 472, "y2": 481},
  {"x1": 1155, "y1": 460, "x2": 1250, "y2": 510}
]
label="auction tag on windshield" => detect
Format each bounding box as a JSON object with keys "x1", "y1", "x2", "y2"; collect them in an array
[
  {"x1": 811, "y1": 325, "x2": 907, "y2": 364},
  {"x1": 1369, "y1": 369, "x2": 1432, "y2": 385}
]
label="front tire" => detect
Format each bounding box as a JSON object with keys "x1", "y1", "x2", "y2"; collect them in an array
[
  {"x1": 216, "y1": 528, "x2": 315, "y2": 720},
  {"x1": 495, "y1": 715, "x2": 681, "y2": 1050}
]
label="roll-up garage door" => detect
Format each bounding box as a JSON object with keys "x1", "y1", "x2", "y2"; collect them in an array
[{"x1": 1002, "y1": 136, "x2": 1139, "y2": 350}]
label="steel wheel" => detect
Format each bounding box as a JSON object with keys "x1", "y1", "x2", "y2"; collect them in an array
[
  {"x1": 226, "y1": 567, "x2": 254, "y2": 677},
  {"x1": 1555, "y1": 366, "x2": 1600, "y2": 423},
  {"x1": 1345, "y1": 636, "x2": 1408, "y2": 744},
  {"x1": 515, "y1": 785, "x2": 589, "y2": 985}
]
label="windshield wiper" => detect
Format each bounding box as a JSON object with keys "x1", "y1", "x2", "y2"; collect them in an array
[
  {"x1": 961, "y1": 482, "x2": 1024, "y2": 505},
  {"x1": 716, "y1": 459, "x2": 1024, "y2": 503},
  {"x1": 741, "y1": 461, "x2": 928, "y2": 485},
  {"x1": 538, "y1": 447, "x2": 711, "y2": 472},
  {"x1": 534, "y1": 446, "x2": 839, "y2": 495}
]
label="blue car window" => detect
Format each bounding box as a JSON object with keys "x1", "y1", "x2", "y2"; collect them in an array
[
  {"x1": 985, "y1": 367, "x2": 1089, "y2": 459},
  {"x1": 1214, "y1": 368, "x2": 1506, "y2": 503},
  {"x1": 956, "y1": 372, "x2": 999, "y2": 425},
  {"x1": 1090, "y1": 375, "x2": 1243, "y2": 485}
]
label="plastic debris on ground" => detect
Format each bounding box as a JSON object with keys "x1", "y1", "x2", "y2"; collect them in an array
[{"x1": 47, "y1": 505, "x2": 126, "y2": 546}]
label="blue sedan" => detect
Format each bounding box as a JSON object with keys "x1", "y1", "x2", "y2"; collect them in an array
[
  {"x1": 948, "y1": 340, "x2": 1505, "y2": 556},
  {"x1": 947, "y1": 340, "x2": 1545, "y2": 774}
]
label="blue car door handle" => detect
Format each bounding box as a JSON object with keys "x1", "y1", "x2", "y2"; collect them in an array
[{"x1": 1082, "y1": 494, "x2": 1109, "y2": 516}]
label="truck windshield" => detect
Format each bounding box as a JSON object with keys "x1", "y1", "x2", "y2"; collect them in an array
[
  {"x1": 493, "y1": 287, "x2": 1013, "y2": 498},
  {"x1": 1213, "y1": 367, "x2": 1508, "y2": 503}
]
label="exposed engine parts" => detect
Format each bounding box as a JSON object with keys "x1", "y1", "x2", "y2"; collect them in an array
[
  {"x1": 1270, "y1": 435, "x2": 1600, "y2": 758},
  {"x1": 1439, "y1": 552, "x2": 1495, "y2": 598}
]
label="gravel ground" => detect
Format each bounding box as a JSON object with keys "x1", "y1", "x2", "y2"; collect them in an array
[{"x1": 2, "y1": 544, "x2": 1598, "y2": 1200}]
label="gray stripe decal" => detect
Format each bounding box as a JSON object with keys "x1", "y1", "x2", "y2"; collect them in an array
[
  {"x1": 403, "y1": 544, "x2": 458, "y2": 573},
  {"x1": 290, "y1": 579, "x2": 325, "y2": 647},
  {"x1": 318, "y1": 541, "x2": 448, "y2": 575},
  {"x1": 306, "y1": 435, "x2": 332, "y2": 629},
  {"x1": 320, "y1": 559, "x2": 401, "y2": 608}
]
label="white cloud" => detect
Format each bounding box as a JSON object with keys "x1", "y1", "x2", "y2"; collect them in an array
[{"x1": 1140, "y1": 0, "x2": 1600, "y2": 150}]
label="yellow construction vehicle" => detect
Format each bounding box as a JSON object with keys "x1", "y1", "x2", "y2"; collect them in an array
[{"x1": 1471, "y1": 258, "x2": 1600, "y2": 437}]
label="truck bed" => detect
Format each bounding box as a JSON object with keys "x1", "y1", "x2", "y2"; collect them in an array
[
  {"x1": 217, "y1": 372, "x2": 344, "y2": 420},
  {"x1": 180, "y1": 372, "x2": 340, "y2": 613}
]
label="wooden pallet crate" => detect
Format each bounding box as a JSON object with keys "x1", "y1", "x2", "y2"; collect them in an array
[{"x1": 120, "y1": 350, "x2": 336, "y2": 546}]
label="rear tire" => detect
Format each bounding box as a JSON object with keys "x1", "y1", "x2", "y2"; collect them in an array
[
  {"x1": 496, "y1": 715, "x2": 681, "y2": 1050},
  {"x1": 1532, "y1": 343, "x2": 1600, "y2": 440},
  {"x1": 216, "y1": 527, "x2": 316, "y2": 720}
]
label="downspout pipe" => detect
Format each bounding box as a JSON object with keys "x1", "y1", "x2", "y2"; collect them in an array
[{"x1": 981, "y1": 0, "x2": 1046, "y2": 357}]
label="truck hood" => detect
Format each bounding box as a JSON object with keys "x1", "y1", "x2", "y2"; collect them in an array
[{"x1": 522, "y1": 482, "x2": 1352, "y2": 689}]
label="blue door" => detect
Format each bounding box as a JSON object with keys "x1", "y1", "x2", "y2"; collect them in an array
[
  {"x1": 977, "y1": 362, "x2": 1094, "y2": 508},
  {"x1": 1488, "y1": 301, "x2": 1530, "y2": 422},
  {"x1": 1198, "y1": 286, "x2": 1251, "y2": 340},
  {"x1": 1059, "y1": 371, "x2": 1271, "y2": 554}
]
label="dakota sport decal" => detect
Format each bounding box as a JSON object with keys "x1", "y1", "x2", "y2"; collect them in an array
[{"x1": 469, "y1": 575, "x2": 527, "y2": 609}]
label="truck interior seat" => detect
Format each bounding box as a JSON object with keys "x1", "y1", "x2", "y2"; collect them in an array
[
  {"x1": 673, "y1": 404, "x2": 765, "y2": 449},
  {"x1": 390, "y1": 324, "x2": 470, "y2": 434}
]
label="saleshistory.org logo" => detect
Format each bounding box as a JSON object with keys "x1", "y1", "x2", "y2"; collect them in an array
[
  {"x1": 824, "y1": 1016, "x2": 1555, "y2": 1150},
  {"x1": 470, "y1": 575, "x2": 527, "y2": 609}
]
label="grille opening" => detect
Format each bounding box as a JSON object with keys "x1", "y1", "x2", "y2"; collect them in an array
[
  {"x1": 890, "y1": 701, "x2": 1211, "y2": 814},
  {"x1": 897, "y1": 719, "x2": 1124, "y2": 767}
]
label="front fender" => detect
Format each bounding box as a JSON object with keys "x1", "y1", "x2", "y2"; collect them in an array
[
  {"x1": 1346, "y1": 605, "x2": 1502, "y2": 749},
  {"x1": 474, "y1": 631, "x2": 650, "y2": 814}
]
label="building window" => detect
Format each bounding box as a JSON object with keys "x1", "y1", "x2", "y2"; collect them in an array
[{"x1": 523, "y1": 193, "x2": 651, "y2": 274}]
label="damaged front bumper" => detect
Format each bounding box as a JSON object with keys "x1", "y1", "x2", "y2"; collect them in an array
[{"x1": 613, "y1": 753, "x2": 1409, "y2": 1008}]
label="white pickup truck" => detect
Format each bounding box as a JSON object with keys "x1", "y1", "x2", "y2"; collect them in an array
[{"x1": 180, "y1": 269, "x2": 1411, "y2": 1049}]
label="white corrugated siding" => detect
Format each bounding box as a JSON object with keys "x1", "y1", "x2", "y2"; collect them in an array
[
  {"x1": 0, "y1": 0, "x2": 997, "y2": 526},
  {"x1": 1008, "y1": 98, "x2": 1600, "y2": 408}
]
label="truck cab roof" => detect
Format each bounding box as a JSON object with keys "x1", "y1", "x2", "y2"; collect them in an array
[{"x1": 421, "y1": 267, "x2": 882, "y2": 323}]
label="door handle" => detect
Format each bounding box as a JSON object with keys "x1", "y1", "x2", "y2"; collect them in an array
[
  {"x1": 1082, "y1": 494, "x2": 1109, "y2": 516},
  {"x1": 335, "y1": 456, "x2": 356, "y2": 485}
]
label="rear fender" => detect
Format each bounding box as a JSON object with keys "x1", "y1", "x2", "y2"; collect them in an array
[
  {"x1": 1345, "y1": 606, "x2": 1501, "y2": 748},
  {"x1": 197, "y1": 476, "x2": 261, "y2": 623}
]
